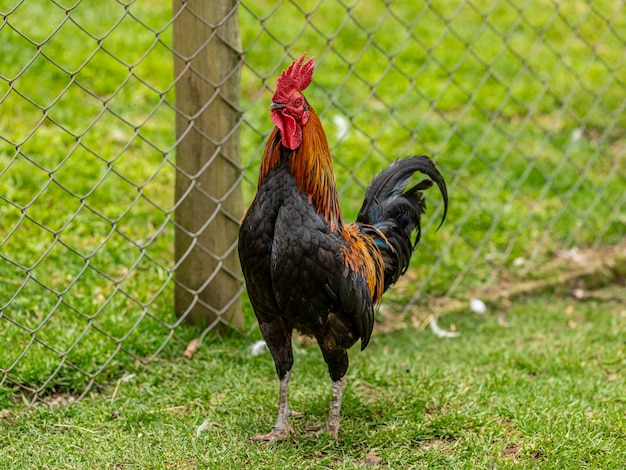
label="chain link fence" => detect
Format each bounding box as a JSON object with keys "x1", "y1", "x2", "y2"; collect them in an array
[{"x1": 1, "y1": 0, "x2": 624, "y2": 404}]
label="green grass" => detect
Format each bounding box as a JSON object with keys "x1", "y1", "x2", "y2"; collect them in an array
[
  {"x1": 1, "y1": 0, "x2": 625, "y2": 409},
  {"x1": 2, "y1": 288, "x2": 626, "y2": 468}
]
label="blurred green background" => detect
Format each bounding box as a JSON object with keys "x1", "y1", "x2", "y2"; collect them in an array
[{"x1": 0, "y1": 0, "x2": 624, "y2": 398}]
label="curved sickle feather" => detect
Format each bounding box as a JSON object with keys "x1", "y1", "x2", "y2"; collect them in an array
[{"x1": 358, "y1": 155, "x2": 448, "y2": 229}]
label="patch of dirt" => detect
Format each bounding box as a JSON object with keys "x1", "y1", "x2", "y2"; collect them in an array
[
  {"x1": 379, "y1": 241, "x2": 626, "y2": 332},
  {"x1": 530, "y1": 450, "x2": 545, "y2": 461},
  {"x1": 167, "y1": 461, "x2": 196, "y2": 469},
  {"x1": 501, "y1": 443, "x2": 522, "y2": 458},
  {"x1": 418, "y1": 437, "x2": 458, "y2": 454},
  {"x1": 43, "y1": 392, "x2": 75, "y2": 407},
  {"x1": 362, "y1": 450, "x2": 383, "y2": 467}
]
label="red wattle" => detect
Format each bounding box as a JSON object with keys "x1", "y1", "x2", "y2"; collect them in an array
[{"x1": 271, "y1": 110, "x2": 302, "y2": 150}]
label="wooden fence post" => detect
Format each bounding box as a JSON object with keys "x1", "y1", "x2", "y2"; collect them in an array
[{"x1": 172, "y1": 0, "x2": 244, "y2": 329}]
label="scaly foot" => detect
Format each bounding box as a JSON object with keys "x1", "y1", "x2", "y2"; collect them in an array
[
  {"x1": 327, "y1": 419, "x2": 339, "y2": 440},
  {"x1": 250, "y1": 428, "x2": 291, "y2": 442},
  {"x1": 252, "y1": 371, "x2": 295, "y2": 441},
  {"x1": 287, "y1": 408, "x2": 303, "y2": 417}
]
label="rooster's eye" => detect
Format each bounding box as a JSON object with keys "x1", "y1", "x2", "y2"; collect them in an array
[{"x1": 293, "y1": 98, "x2": 302, "y2": 107}]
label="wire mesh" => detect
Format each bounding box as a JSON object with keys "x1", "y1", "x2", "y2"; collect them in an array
[{"x1": 1, "y1": 0, "x2": 624, "y2": 403}]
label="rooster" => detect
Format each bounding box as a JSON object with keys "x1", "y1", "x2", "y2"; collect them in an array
[{"x1": 238, "y1": 53, "x2": 448, "y2": 441}]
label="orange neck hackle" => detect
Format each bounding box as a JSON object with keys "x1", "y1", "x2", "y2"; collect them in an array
[{"x1": 258, "y1": 105, "x2": 343, "y2": 231}]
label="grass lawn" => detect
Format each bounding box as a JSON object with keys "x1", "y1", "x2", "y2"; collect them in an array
[
  {"x1": 1, "y1": 286, "x2": 625, "y2": 468},
  {"x1": 1, "y1": 1, "x2": 625, "y2": 462}
]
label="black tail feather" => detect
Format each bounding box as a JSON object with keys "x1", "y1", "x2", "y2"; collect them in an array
[{"x1": 357, "y1": 155, "x2": 448, "y2": 290}]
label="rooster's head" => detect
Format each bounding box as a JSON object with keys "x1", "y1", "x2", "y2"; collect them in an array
[{"x1": 270, "y1": 53, "x2": 314, "y2": 150}]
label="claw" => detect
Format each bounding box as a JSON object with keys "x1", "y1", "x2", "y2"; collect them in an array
[
  {"x1": 250, "y1": 427, "x2": 291, "y2": 442},
  {"x1": 252, "y1": 410, "x2": 300, "y2": 441},
  {"x1": 306, "y1": 423, "x2": 325, "y2": 435},
  {"x1": 305, "y1": 422, "x2": 339, "y2": 439}
]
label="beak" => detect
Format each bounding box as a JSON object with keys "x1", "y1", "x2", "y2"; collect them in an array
[{"x1": 269, "y1": 102, "x2": 284, "y2": 110}]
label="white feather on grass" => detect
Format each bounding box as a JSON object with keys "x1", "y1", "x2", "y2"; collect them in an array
[
  {"x1": 429, "y1": 315, "x2": 460, "y2": 338},
  {"x1": 470, "y1": 298, "x2": 487, "y2": 315},
  {"x1": 250, "y1": 340, "x2": 268, "y2": 356},
  {"x1": 196, "y1": 420, "x2": 221, "y2": 437}
]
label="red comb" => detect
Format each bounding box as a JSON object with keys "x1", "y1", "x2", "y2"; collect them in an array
[{"x1": 272, "y1": 53, "x2": 315, "y2": 103}]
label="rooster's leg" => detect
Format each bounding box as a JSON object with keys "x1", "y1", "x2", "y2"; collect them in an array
[
  {"x1": 251, "y1": 370, "x2": 293, "y2": 441},
  {"x1": 327, "y1": 375, "x2": 346, "y2": 439},
  {"x1": 252, "y1": 320, "x2": 295, "y2": 441},
  {"x1": 318, "y1": 340, "x2": 349, "y2": 440}
]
